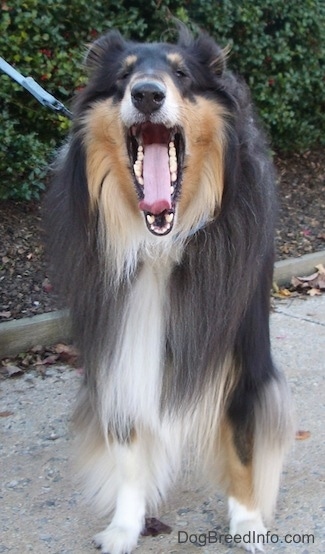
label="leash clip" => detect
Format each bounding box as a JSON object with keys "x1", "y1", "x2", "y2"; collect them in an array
[{"x1": 0, "y1": 56, "x2": 72, "y2": 119}]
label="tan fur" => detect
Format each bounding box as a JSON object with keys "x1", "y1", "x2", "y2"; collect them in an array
[
  {"x1": 187, "y1": 357, "x2": 238, "y2": 469},
  {"x1": 219, "y1": 420, "x2": 255, "y2": 510},
  {"x1": 166, "y1": 52, "x2": 185, "y2": 66},
  {"x1": 83, "y1": 101, "x2": 147, "y2": 278},
  {"x1": 124, "y1": 54, "x2": 137, "y2": 68},
  {"x1": 83, "y1": 101, "x2": 137, "y2": 213},
  {"x1": 178, "y1": 97, "x2": 226, "y2": 233}
]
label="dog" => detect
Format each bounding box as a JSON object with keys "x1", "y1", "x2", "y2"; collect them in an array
[{"x1": 46, "y1": 26, "x2": 293, "y2": 554}]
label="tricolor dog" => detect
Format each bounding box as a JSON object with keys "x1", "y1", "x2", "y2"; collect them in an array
[{"x1": 46, "y1": 26, "x2": 292, "y2": 554}]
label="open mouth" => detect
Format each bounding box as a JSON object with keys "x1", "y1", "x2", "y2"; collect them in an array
[{"x1": 127, "y1": 122, "x2": 185, "y2": 236}]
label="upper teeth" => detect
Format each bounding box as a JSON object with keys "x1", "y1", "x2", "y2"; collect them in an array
[
  {"x1": 133, "y1": 145, "x2": 144, "y2": 184},
  {"x1": 168, "y1": 141, "x2": 178, "y2": 180}
]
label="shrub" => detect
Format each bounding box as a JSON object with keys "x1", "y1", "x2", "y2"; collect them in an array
[
  {"x1": 184, "y1": 0, "x2": 325, "y2": 152},
  {"x1": 0, "y1": 108, "x2": 53, "y2": 200},
  {"x1": 1, "y1": 0, "x2": 324, "y2": 200},
  {"x1": 0, "y1": 0, "x2": 151, "y2": 201}
]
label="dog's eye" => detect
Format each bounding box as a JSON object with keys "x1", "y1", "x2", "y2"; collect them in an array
[
  {"x1": 119, "y1": 69, "x2": 132, "y2": 81},
  {"x1": 175, "y1": 68, "x2": 188, "y2": 79}
]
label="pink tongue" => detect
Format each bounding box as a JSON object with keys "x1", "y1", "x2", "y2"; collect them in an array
[{"x1": 138, "y1": 144, "x2": 171, "y2": 215}]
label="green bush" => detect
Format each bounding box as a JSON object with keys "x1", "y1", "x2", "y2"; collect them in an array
[
  {"x1": 1, "y1": 0, "x2": 324, "y2": 200},
  {"x1": 185, "y1": 0, "x2": 325, "y2": 153}
]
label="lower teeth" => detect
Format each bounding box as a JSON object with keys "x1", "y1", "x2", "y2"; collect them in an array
[{"x1": 146, "y1": 213, "x2": 174, "y2": 227}]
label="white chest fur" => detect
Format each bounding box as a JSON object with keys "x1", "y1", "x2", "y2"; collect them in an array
[{"x1": 100, "y1": 261, "x2": 170, "y2": 433}]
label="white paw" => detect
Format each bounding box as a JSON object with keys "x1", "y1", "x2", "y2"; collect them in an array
[
  {"x1": 93, "y1": 525, "x2": 139, "y2": 554},
  {"x1": 231, "y1": 520, "x2": 266, "y2": 552},
  {"x1": 229, "y1": 497, "x2": 267, "y2": 553}
]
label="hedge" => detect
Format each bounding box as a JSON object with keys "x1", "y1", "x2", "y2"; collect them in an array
[{"x1": 1, "y1": 0, "x2": 324, "y2": 200}]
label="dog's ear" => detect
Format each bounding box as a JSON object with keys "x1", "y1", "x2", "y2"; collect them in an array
[
  {"x1": 177, "y1": 25, "x2": 230, "y2": 76},
  {"x1": 195, "y1": 33, "x2": 230, "y2": 76},
  {"x1": 208, "y1": 44, "x2": 231, "y2": 76},
  {"x1": 84, "y1": 30, "x2": 126, "y2": 72}
]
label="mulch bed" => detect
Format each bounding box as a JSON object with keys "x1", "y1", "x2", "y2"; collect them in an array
[{"x1": 0, "y1": 148, "x2": 324, "y2": 323}]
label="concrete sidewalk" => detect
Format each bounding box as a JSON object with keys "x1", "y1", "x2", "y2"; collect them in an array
[{"x1": 1, "y1": 295, "x2": 324, "y2": 553}]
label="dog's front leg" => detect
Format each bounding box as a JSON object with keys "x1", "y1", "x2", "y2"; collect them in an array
[{"x1": 93, "y1": 437, "x2": 146, "y2": 554}]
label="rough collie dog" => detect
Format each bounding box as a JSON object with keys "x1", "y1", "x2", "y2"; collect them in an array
[{"x1": 46, "y1": 26, "x2": 292, "y2": 554}]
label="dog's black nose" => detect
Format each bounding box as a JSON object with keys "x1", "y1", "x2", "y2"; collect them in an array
[{"x1": 131, "y1": 81, "x2": 166, "y2": 114}]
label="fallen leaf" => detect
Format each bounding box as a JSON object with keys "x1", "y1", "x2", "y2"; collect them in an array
[
  {"x1": 319, "y1": 277, "x2": 325, "y2": 289},
  {"x1": 42, "y1": 277, "x2": 53, "y2": 293},
  {"x1": 295, "y1": 430, "x2": 311, "y2": 441},
  {"x1": 3, "y1": 365, "x2": 23, "y2": 377},
  {"x1": 141, "y1": 517, "x2": 172, "y2": 537},
  {"x1": 0, "y1": 410, "x2": 14, "y2": 417},
  {"x1": 307, "y1": 288, "x2": 321, "y2": 296},
  {"x1": 30, "y1": 345, "x2": 44, "y2": 354},
  {"x1": 291, "y1": 265, "x2": 325, "y2": 294},
  {"x1": 0, "y1": 311, "x2": 11, "y2": 318},
  {"x1": 272, "y1": 281, "x2": 279, "y2": 293},
  {"x1": 296, "y1": 271, "x2": 319, "y2": 282},
  {"x1": 279, "y1": 288, "x2": 291, "y2": 297},
  {"x1": 54, "y1": 343, "x2": 79, "y2": 365},
  {"x1": 39, "y1": 354, "x2": 60, "y2": 366},
  {"x1": 272, "y1": 282, "x2": 292, "y2": 298}
]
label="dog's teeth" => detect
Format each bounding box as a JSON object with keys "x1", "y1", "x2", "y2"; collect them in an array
[
  {"x1": 165, "y1": 213, "x2": 174, "y2": 223},
  {"x1": 170, "y1": 185, "x2": 175, "y2": 195},
  {"x1": 137, "y1": 146, "x2": 144, "y2": 161},
  {"x1": 169, "y1": 159, "x2": 177, "y2": 173},
  {"x1": 146, "y1": 214, "x2": 155, "y2": 225},
  {"x1": 171, "y1": 172, "x2": 177, "y2": 182},
  {"x1": 134, "y1": 156, "x2": 143, "y2": 180}
]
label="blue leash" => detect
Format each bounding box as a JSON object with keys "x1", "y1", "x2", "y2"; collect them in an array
[{"x1": 0, "y1": 56, "x2": 72, "y2": 119}]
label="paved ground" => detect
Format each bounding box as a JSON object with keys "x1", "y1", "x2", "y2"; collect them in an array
[{"x1": 1, "y1": 296, "x2": 324, "y2": 553}]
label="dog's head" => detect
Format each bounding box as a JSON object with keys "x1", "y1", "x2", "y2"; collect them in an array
[{"x1": 76, "y1": 28, "x2": 229, "y2": 237}]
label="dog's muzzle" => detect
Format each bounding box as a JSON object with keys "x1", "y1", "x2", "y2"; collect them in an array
[{"x1": 126, "y1": 78, "x2": 185, "y2": 237}]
